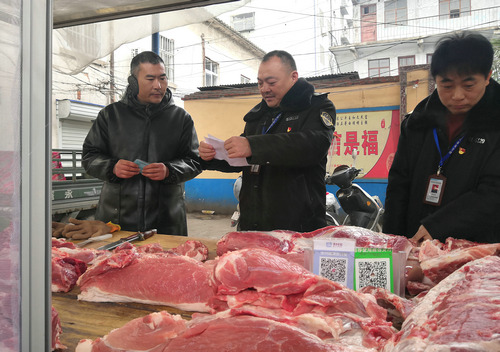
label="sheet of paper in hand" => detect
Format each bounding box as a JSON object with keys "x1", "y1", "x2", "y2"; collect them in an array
[{"x1": 204, "y1": 135, "x2": 249, "y2": 167}]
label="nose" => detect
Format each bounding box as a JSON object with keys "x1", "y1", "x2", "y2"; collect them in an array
[
  {"x1": 452, "y1": 87, "x2": 465, "y2": 100},
  {"x1": 260, "y1": 83, "x2": 270, "y2": 93}
]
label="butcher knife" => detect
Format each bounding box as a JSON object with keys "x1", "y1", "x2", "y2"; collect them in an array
[{"x1": 97, "y1": 229, "x2": 157, "y2": 250}]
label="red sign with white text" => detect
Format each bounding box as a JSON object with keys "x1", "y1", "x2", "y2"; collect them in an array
[{"x1": 327, "y1": 109, "x2": 400, "y2": 178}]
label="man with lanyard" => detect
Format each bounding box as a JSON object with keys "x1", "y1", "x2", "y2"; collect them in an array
[
  {"x1": 199, "y1": 50, "x2": 336, "y2": 232},
  {"x1": 383, "y1": 31, "x2": 500, "y2": 244}
]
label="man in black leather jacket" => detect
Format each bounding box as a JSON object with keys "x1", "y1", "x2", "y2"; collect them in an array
[
  {"x1": 199, "y1": 50, "x2": 336, "y2": 232},
  {"x1": 383, "y1": 32, "x2": 500, "y2": 244},
  {"x1": 82, "y1": 51, "x2": 201, "y2": 236}
]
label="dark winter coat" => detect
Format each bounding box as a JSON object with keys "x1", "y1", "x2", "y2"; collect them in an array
[
  {"x1": 82, "y1": 88, "x2": 201, "y2": 236},
  {"x1": 383, "y1": 79, "x2": 500, "y2": 243},
  {"x1": 202, "y1": 78, "x2": 335, "y2": 232}
]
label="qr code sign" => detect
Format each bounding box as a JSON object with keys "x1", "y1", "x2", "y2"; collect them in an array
[
  {"x1": 356, "y1": 258, "x2": 390, "y2": 290},
  {"x1": 319, "y1": 257, "x2": 348, "y2": 285}
]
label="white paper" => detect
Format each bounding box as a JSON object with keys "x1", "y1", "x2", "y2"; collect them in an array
[{"x1": 204, "y1": 135, "x2": 250, "y2": 167}]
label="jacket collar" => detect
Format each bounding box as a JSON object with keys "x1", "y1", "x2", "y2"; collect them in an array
[
  {"x1": 408, "y1": 78, "x2": 500, "y2": 132},
  {"x1": 121, "y1": 87, "x2": 174, "y2": 113}
]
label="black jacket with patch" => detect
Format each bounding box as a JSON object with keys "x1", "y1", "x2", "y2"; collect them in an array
[
  {"x1": 203, "y1": 78, "x2": 336, "y2": 232},
  {"x1": 383, "y1": 79, "x2": 500, "y2": 243},
  {"x1": 82, "y1": 89, "x2": 201, "y2": 236}
]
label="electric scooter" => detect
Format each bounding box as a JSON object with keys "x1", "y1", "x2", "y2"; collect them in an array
[{"x1": 325, "y1": 151, "x2": 384, "y2": 231}]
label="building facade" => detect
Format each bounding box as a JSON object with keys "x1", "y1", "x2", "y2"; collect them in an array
[{"x1": 328, "y1": 0, "x2": 500, "y2": 77}]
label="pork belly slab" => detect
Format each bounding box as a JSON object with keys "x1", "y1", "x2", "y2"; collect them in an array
[{"x1": 385, "y1": 255, "x2": 500, "y2": 352}]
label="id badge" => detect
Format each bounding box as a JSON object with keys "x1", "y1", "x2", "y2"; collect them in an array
[
  {"x1": 423, "y1": 174, "x2": 446, "y2": 206},
  {"x1": 250, "y1": 164, "x2": 260, "y2": 174}
]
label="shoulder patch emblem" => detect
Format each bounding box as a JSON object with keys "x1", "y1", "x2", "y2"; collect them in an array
[{"x1": 320, "y1": 111, "x2": 334, "y2": 128}]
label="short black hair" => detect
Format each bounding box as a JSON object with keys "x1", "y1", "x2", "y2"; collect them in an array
[
  {"x1": 431, "y1": 31, "x2": 493, "y2": 79},
  {"x1": 262, "y1": 50, "x2": 297, "y2": 72},
  {"x1": 130, "y1": 51, "x2": 165, "y2": 77}
]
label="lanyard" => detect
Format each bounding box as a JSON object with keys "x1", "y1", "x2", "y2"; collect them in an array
[
  {"x1": 262, "y1": 113, "x2": 282, "y2": 134},
  {"x1": 433, "y1": 128, "x2": 464, "y2": 175}
]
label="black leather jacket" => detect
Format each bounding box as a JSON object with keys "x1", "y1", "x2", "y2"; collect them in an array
[
  {"x1": 202, "y1": 78, "x2": 336, "y2": 232},
  {"x1": 82, "y1": 88, "x2": 201, "y2": 236}
]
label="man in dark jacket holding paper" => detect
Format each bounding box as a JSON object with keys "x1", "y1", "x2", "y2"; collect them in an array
[
  {"x1": 82, "y1": 51, "x2": 201, "y2": 236},
  {"x1": 383, "y1": 32, "x2": 500, "y2": 244},
  {"x1": 199, "y1": 50, "x2": 336, "y2": 232}
]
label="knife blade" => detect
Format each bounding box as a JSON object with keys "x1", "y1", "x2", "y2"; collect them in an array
[
  {"x1": 76, "y1": 233, "x2": 113, "y2": 247},
  {"x1": 97, "y1": 229, "x2": 157, "y2": 251}
]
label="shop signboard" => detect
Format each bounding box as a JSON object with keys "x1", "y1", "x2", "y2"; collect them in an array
[{"x1": 327, "y1": 107, "x2": 401, "y2": 178}]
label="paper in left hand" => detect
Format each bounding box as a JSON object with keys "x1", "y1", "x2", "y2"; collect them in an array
[{"x1": 204, "y1": 135, "x2": 249, "y2": 167}]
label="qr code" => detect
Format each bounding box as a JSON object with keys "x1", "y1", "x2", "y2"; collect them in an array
[
  {"x1": 319, "y1": 257, "x2": 348, "y2": 284},
  {"x1": 356, "y1": 259, "x2": 390, "y2": 290}
]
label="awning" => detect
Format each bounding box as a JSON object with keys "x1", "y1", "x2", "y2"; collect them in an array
[
  {"x1": 53, "y1": 0, "x2": 249, "y2": 74},
  {"x1": 53, "y1": 0, "x2": 240, "y2": 28}
]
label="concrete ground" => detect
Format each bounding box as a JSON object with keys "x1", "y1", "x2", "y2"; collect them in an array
[{"x1": 187, "y1": 211, "x2": 234, "y2": 241}]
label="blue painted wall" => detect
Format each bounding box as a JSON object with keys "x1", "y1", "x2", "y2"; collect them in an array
[{"x1": 185, "y1": 178, "x2": 388, "y2": 214}]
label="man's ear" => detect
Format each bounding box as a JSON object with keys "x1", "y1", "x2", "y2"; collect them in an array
[
  {"x1": 291, "y1": 70, "x2": 299, "y2": 82},
  {"x1": 486, "y1": 70, "x2": 492, "y2": 85}
]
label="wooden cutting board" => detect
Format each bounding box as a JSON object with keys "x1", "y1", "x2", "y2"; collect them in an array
[{"x1": 52, "y1": 233, "x2": 218, "y2": 351}]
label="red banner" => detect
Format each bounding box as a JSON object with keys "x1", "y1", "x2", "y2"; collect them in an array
[{"x1": 327, "y1": 109, "x2": 400, "y2": 178}]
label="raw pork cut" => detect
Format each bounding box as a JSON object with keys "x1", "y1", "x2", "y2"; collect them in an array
[
  {"x1": 216, "y1": 226, "x2": 413, "y2": 269},
  {"x1": 216, "y1": 230, "x2": 297, "y2": 256},
  {"x1": 211, "y1": 248, "x2": 395, "y2": 350},
  {"x1": 77, "y1": 245, "x2": 216, "y2": 312},
  {"x1": 307, "y1": 226, "x2": 413, "y2": 255},
  {"x1": 172, "y1": 240, "x2": 209, "y2": 261},
  {"x1": 165, "y1": 313, "x2": 368, "y2": 352},
  {"x1": 51, "y1": 256, "x2": 87, "y2": 292},
  {"x1": 52, "y1": 245, "x2": 106, "y2": 265},
  {"x1": 51, "y1": 306, "x2": 66, "y2": 351},
  {"x1": 116, "y1": 240, "x2": 209, "y2": 261},
  {"x1": 214, "y1": 247, "x2": 318, "y2": 295},
  {"x1": 418, "y1": 239, "x2": 500, "y2": 284},
  {"x1": 76, "y1": 310, "x2": 372, "y2": 352},
  {"x1": 386, "y1": 256, "x2": 500, "y2": 352},
  {"x1": 76, "y1": 311, "x2": 187, "y2": 352},
  {"x1": 359, "y1": 287, "x2": 415, "y2": 327}
]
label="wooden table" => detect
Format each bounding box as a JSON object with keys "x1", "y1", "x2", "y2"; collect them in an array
[{"x1": 52, "y1": 232, "x2": 218, "y2": 351}]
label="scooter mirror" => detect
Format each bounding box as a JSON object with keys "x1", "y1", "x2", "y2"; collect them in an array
[{"x1": 328, "y1": 166, "x2": 355, "y2": 189}]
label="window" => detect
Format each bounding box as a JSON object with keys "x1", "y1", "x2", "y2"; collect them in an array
[
  {"x1": 131, "y1": 48, "x2": 139, "y2": 58},
  {"x1": 205, "y1": 57, "x2": 219, "y2": 86},
  {"x1": 232, "y1": 12, "x2": 255, "y2": 32},
  {"x1": 160, "y1": 36, "x2": 175, "y2": 81},
  {"x1": 385, "y1": 0, "x2": 407, "y2": 26},
  {"x1": 368, "y1": 58, "x2": 390, "y2": 77},
  {"x1": 439, "y1": 0, "x2": 471, "y2": 19},
  {"x1": 427, "y1": 53, "x2": 433, "y2": 64},
  {"x1": 362, "y1": 4, "x2": 376, "y2": 15},
  {"x1": 361, "y1": 4, "x2": 377, "y2": 42},
  {"x1": 398, "y1": 56, "x2": 415, "y2": 68},
  {"x1": 240, "y1": 75, "x2": 250, "y2": 84}
]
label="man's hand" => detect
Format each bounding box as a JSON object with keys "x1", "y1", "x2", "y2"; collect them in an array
[
  {"x1": 113, "y1": 159, "x2": 140, "y2": 179},
  {"x1": 62, "y1": 218, "x2": 112, "y2": 240},
  {"x1": 199, "y1": 141, "x2": 216, "y2": 161},
  {"x1": 52, "y1": 221, "x2": 66, "y2": 238},
  {"x1": 411, "y1": 225, "x2": 433, "y2": 245},
  {"x1": 142, "y1": 163, "x2": 168, "y2": 181},
  {"x1": 224, "y1": 136, "x2": 252, "y2": 158}
]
